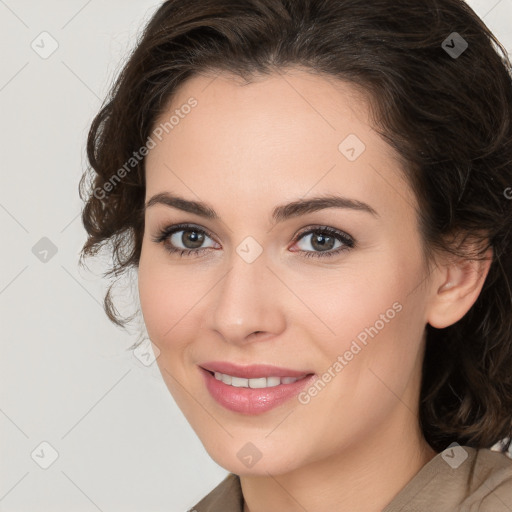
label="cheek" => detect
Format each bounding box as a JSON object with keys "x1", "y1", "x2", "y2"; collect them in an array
[
  {"x1": 137, "y1": 252, "x2": 219, "y2": 362},
  {"x1": 294, "y1": 259, "x2": 404, "y2": 345},
  {"x1": 340, "y1": 278, "x2": 426, "y2": 412},
  {"x1": 137, "y1": 258, "x2": 194, "y2": 344},
  {"x1": 304, "y1": 247, "x2": 425, "y2": 375}
]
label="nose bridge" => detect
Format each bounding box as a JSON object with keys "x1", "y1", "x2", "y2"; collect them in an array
[{"x1": 209, "y1": 248, "x2": 284, "y2": 343}]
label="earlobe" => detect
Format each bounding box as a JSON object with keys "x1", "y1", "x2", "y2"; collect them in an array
[{"x1": 426, "y1": 247, "x2": 493, "y2": 329}]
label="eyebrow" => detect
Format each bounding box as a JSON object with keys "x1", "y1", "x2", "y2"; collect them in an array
[{"x1": 144, "y1": 192, "x2": 379, "y2": 222}]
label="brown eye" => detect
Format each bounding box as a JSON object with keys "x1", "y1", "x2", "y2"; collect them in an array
[
  {"x1": 292, "y1": 226, "x2": 355, "y2": 259},
  {"x1": 152, "y1": 224, "x2": 218, "y2": 257},
  {"x1": 175, "y1": 229, "x2": 206, "y2": 249}
]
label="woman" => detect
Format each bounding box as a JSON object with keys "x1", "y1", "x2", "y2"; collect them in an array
[{"x1": 79, "y1": 0, "x2": 512, "y2": 510}]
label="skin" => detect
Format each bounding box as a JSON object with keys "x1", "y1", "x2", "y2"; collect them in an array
[{"x1": 137, "y1": 68, "x2": 492, "y2": 512}]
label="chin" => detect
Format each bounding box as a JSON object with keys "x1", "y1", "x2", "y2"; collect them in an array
[{"x1": 203, "y1": 440, "x2": 303, "y2": 476}]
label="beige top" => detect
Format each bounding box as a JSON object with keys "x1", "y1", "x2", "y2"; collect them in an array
[{"x1": 190, "y1": 446, "x2": 512, "y2": 511}]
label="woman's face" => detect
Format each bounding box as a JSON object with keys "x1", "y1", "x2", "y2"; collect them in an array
[{"x1": 138, "y1": 69, "x2": 435, "y2": 475}]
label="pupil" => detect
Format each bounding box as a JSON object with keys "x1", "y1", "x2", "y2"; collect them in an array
[
  {"x1": 183, "y1": 230, "x2": 204, "y2": 249},
  {"x1": 312, "y1": 234, "x2": 334, "y2": 251}
]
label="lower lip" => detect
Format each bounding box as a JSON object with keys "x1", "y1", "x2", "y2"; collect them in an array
[{"x1": 199, "y1": 367, "x2": 316, "y2": 415}]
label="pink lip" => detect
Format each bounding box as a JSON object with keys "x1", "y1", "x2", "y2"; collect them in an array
[
  {"x1": 198, "y1": 365, "x2": 316, "y2": 415},
  {"x1": 199, "y1": 361, "x2": 312, "y2": 379}
]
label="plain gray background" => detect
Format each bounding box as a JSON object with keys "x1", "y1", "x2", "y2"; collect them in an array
[{"x1": 1, "y1": 1, "x2": 511, "y2": 511}]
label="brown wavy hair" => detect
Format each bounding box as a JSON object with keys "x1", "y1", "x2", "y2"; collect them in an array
[{"x1": 79, "y1": 0, "x2": 512, "y2": 454}]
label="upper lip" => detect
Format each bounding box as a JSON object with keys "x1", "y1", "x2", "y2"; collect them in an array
[{"x1": 199, "y1": 361, "x2": 314, "y2": 379}]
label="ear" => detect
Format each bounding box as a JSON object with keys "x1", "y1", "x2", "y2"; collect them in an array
[{"x1": 426, "y1": 245, "x2": 493, "y2": 329}]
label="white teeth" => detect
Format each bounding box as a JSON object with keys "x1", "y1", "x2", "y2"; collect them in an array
[
  {"x1": 281, "y1": 376, "x2": 300, "y2": 384},
  {"x1": 248, "y1": 377, "x2": 267, "y2": 389},
  {"x1": 219, "y1": 372, "x2": 232, "y2": 385},
  {"x1": 212, "y1": 371, "x2": 302, "y2": 388},
  {"x1": 231, "y1": 376, "x2": 248, "y2": 387},
  {"x1": 266, "y1": 376, "x2": 281, "y2": 387}
]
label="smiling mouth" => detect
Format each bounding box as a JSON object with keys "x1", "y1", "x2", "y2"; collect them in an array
[{"x1": 199, "y1": 366, "x2": 318, "y2": 414}]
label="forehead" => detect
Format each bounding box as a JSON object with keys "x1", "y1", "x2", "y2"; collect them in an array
[{"x1": 144, "y1": 68, "x2": 417, "y2": 223}]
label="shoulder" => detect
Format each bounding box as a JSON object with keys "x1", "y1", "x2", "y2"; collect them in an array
[
  {"x1": 189, "y1": 473, "x2": 243, "y2": 512},
  {"x1": 383, "y1": 445, "x2": 512, "y2": 512},
  {"x1": 462, "y1": 447, "x2": 512, "y2": 511}
]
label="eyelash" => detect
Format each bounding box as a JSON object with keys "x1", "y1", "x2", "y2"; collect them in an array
[{"x1": 151, "y1": 223, "x2": 356, "y2": 259}]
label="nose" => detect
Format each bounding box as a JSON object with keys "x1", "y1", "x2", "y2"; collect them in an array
[{"x1": 206, "y1": 251, "x2": 286, "y2": 346}]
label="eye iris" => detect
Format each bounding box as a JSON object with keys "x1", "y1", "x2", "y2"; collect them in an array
[
  {"x1": 182, "y1": 230, "x2": 204, "y2": 249},
  {"x1": 311, "y1": 233, "x2": 335, "y2": 251}
]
